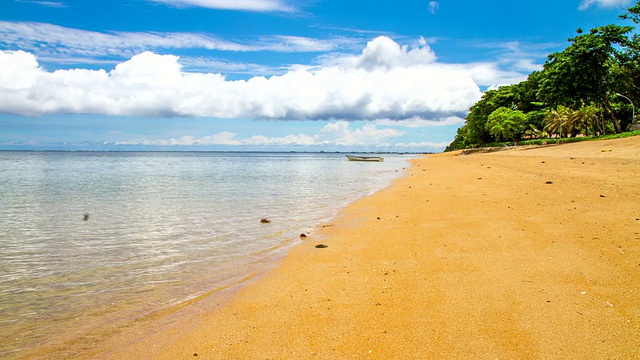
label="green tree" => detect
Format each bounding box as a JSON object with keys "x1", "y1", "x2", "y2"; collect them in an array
[
  {"x1": 449, "y1": 82, "x2": 537, "y2": 149},
  {"x1": 462, "y1": 93, "x2": 497, "y2": 146},
  {"x1": 538, "y1": 25, "x2": 633, "y2": 132},
  {"x1": 446, "y1": 1, "x2": 640, "y2": 151},
  {"x1": 616, "y1": 2, "x2": 640, "y2": 123},
  {"x1": 486, "y1": 107, "x2": 526, "y2": 142},
  {"x1": 620, "y1": 1, "x2": 640, "y2": 24}
]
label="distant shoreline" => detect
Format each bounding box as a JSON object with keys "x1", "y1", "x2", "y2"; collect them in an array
[{"x1": 0, "y1": 149, "x2": 428, "y2": 154}]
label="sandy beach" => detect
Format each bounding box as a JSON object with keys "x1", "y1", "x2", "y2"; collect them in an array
[{"x1": 51, "y1": 137, "x2": 640, "y2": 358}]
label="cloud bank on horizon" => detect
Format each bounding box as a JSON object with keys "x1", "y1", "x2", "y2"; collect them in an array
[
  {"x1": 0, "y1": 36, "x2": 484, "y2": 123},
  {"x1": 111, "y1": 120, "x2": 453, "y2": 149}
]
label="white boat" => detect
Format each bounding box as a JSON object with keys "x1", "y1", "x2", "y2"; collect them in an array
[{"x1": 346, "y1": 155, "x2": 384, "y2": 162}]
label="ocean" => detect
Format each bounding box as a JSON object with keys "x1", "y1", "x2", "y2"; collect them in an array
[{"x1": 0, "y1": 151, "x2": 412, "y2": 357}]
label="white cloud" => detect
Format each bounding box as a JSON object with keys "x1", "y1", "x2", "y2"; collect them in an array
[
  {"x1": 0, "y1": 50, "x2": 41, "y2": 90},
  {"x1": 242, "y1": 133, "x2": 317, "y2": 146},
  {"x1": 0, "y1": 21, "x2": 249, "y2": 59},
  {"x1": 375, "y1": 116, "x2": 465, "y2": 128},
  {"x1": 315, "y1": 121, "x2": 404, "y2": 145},
  {"x1": 0, "y1": 21, "x2": 354, "y2": 62},
  {"x1": 428, "y1": 1, "x2": 440, "y2": 14},
  {"x1": 578, "y1": 0, "x2": 631, "y2": 10},
  {"x1": 458, "y1": 40, "x2": 550, "y2": 86},
  {"x1": 15, "y1": 0, "x2": 66, "y2": 7},
  {"x1": 115, "y1": 121, "x2": 403, "y2": 147},
  {"x1": 0, "y1": 21, "x2": 363, "y2": 77},
  {"x1": 0, "y1": 21, "x2": 538, "y2": 85},
  {"x1": 337, "y1": 36, "x2": 437, "y2": 71},
  {"x1": 0, "y1": 37, "x2": 483, "y2": 120},
  {"x1": 261, "y1": 35, "x2": 349, "y2": 52},
  {"x1": 456, "y1": 61, "x2": 529, "y2": 87},
  {"x1": 116, "y1": 131, "x2": 239, "y2": 146},
  {"x1": 393, "y1": 140, "x2": 451, "y2": 149},
  {"x1": 148, "y1": 0, "x2": 295, "y2": 12},
  {"x1": 179, "y1": 57, "x2": 279, "y2": 75}
]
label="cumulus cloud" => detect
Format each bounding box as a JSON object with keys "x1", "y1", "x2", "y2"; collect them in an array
[
  {"x1": 148, "y1": 0, "x2": 295, "y2": 12},
  {"x1": 578, "y1": 0, "x2": 631, "y2": 10},
  {"x1": 349, "y1": 36, "x2": 437, "y2": 71},
  {"x1": 0, "y1": 37, "x2": 483, "y2": 121}
]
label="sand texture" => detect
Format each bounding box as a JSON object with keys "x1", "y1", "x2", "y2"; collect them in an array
[{"x1": 93, "y1": 138, "x2": 640, "y2": 358}]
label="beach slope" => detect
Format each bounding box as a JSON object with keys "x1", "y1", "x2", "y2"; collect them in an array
[{"x1": 115, "y1": 137, "x2": 640, "y2": 359}]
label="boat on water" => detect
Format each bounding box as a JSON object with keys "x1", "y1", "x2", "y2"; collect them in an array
[{"x1": 346, "y1": 155, "x2": 384, "y2": 162}]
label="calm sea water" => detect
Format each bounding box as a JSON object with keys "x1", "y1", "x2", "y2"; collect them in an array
[{"x1": 0, "y1": 151, "x2": 411, "y2": 356}]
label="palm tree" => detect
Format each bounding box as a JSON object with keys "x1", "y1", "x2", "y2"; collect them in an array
[
  {"x1": 569, "y1": 103, "x2": 599, "y2": 136},
  {"x1": 523, "y1": 124, "x2": 548, "y2": 139},
  {"x1": 544, "y1": 106, "x2": 573, "y2": 138}
]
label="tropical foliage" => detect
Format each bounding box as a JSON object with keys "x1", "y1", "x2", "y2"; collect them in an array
[
  {"x1": 543, "y1": 106, "x2": 573, "y2": 138},
  {"x1": 446, "y1": 2, "x2": 640, "y2": 151},
  {"x1": 486, "y1": 107, "x2": 526, "y2": 141}
]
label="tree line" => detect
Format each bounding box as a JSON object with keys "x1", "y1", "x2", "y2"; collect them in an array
[{"x1": 446, "y1": 2, "x2": 640, "y2": 151}]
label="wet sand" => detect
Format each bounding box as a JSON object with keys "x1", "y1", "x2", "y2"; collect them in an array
[{"x1": 105, "y1": 137, "x2": 638, "y2": 358}]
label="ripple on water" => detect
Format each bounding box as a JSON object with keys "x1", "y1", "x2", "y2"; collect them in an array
[{"x1": 0, "y1": 151, "x2": 411, "y2": 356}]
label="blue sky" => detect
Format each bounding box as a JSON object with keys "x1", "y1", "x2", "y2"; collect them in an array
[{"x1": 0, "y1": 0, "x2": 635, "y2": 152}]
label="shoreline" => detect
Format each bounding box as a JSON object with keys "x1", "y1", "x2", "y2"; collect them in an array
[
  {"x1": 114, "y1": 137, "x2": 639, "y2": 358},
  {"x1": 31, "y1": 137, "x2": 640, "y2": 358},
  {"x1": 4, "y1": 152, "x2": 410, "y2": 360}
]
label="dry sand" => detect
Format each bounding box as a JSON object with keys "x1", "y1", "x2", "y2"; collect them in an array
[{"x1": 96, "y1": 137, "x2": 640, "y2": 358}]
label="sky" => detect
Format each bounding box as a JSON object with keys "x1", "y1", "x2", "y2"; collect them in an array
[{"x1": 0, "y1": 0, "x2": 636, "y2": 152}]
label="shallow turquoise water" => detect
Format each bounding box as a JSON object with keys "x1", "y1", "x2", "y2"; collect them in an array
[{"x1": 0, "y1": 151, "x2": 411, "y2": 356}]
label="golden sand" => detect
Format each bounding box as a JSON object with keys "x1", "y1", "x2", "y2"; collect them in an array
[{"x1": 70, "y1": 137, "x2": 640, "y2": 358}]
